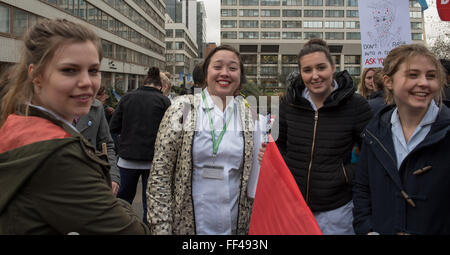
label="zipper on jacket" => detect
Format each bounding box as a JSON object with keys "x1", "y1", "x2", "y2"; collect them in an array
[
  {"x1": 341, "y1": 163, "x2": 349, "y2": 183},
  {"x1": 306, "y1": 111, "x2": 319, "y2": 205}
]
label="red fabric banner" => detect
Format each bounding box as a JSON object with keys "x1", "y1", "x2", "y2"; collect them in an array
[
  {"x1": 249, "y1": 136, "x2": 322, "y2": 235},
  {"x1": 437, "y1": 0, "x2": 450, "y2": 21}
]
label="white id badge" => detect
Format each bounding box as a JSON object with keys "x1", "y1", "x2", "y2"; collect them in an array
[{"x1": 202, "y1": 165, "x2": 225, "y2": 179}]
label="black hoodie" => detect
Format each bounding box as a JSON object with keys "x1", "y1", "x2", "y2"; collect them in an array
[{"x1": 275, "y1": 71, "x2": 372, "y2": 212}]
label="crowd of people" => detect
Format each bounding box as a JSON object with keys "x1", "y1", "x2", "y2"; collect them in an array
[{"x1": 0, "y1": 19, "x2": 449, "y2": 235}]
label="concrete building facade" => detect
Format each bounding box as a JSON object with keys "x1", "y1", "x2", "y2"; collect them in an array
[
  {"x1": 0, "y1": 0, "x2": 166, "y2": 92},
  {"x1": 220, "y1": 0, "x2": 425, "y2": 87}
]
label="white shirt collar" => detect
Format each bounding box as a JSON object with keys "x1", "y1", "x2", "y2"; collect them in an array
[
  {"x1": 29, "y1": 104, "x2": 80, "y2": 133},
  {"x1": 202, "y1": 88, "x2": 236, "y2": 114},
  {"x1": 390, "y1": 100, "x2": 439, "y2": 128}
]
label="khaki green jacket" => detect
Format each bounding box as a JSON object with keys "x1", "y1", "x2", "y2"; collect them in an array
[
  {"x1": 147, "y1": 93, "x2": 255, "y2": 235},
  {"x1": 0, "y1": 107, "x2": 149, "y2": 235}
]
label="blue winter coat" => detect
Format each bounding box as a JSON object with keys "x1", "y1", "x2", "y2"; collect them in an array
[{"x1": 353, "y1": 102, "x2": 450, "y2": 235}]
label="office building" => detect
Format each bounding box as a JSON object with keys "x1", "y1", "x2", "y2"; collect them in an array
[{"x1": 220, "y1": 0, "x2": 425, "y2": 87}]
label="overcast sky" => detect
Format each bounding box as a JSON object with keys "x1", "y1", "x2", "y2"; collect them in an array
[
  {"x1": 199, "y1": 0, "x2": 448, "y2": 45},
  {"x1": 199, "y1": 0, "x2": 221, "y2": 44}
]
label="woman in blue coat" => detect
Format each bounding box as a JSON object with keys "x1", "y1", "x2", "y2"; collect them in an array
[{"x1": 353, "y1": 44, "x2": 450, "y2": 235}]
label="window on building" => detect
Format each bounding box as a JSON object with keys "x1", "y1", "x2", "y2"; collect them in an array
[
  {"x1": 221, "y1": 20, "x2": 237, "y2": 28},
  {"x1": 13, "y1": 9, "x2": 28, "y2": 38},
  {"x1": 175, "y1": 54, "x2": 185, "y2": 62},
  {"x1": 261, "y1": 9, "x2": 280, "y2": 17},
  {"x1": 0, "y1": 4, "x2": 10, "y2": 34},
  {"x1": 282, "y1": 0, "x2": 302, "y2": 6},
  {"x1": 261, "y1": 0, "x2": 280, "y2": 6},
  {"x1": 325, "y1": 21, "x2": 344, "y2": 28},
  {"x1": 304, "y1": 32, "x2": 323, "y2": 39},
  {"x1": 239, "y1": 31, "x2": 259, "y2": 39},
  {"x1": 326, "y1": 0, "x2": 344, "y2": 6},
  {"x1": 409, "y1": 0, "x2": 421, "y2": 8},
  {"x1": 344, "y1": 55, "x2": 360, "y2": 64},
  {"x1": 346, "y1": 0, "x2": 357, "y2": 6},
  {"x1": 102, "y1": 40, "x2": 114, "y2": 58},
  {"x1": 261, "y1": 20, "x2": 280, "y2": 28},
  {"x1": 412, "y1": 33, "x2": 423, "y2": 40},
  {"x1": 282, "y1": 55, "x2": 298, "y2": 64},
  {"x1": 166, "y1": 29, "x2": 173, "y2": 37},
  {"x1": 221, "y1": 9, "x2": 237, "y2": 16},
  {"x1": 239, "y1": 9, "x2": 259, "y2": 16},
  {"x1": 325, "y1": 10, "x2": 344, "y2": 17},
  {"x1": 346, "y1": 10, "x2": 358, "y2": 17},
  {"x1": 245, "y1": 66, "x2": 257, "y2": 75},
  {"x1": 304, "y1": 10, "x2": 323, "y2": 17},
  {"x1": 325, "y1": 32, "x2": 344, "y2": 40},
  {"x1": 261, "y1": 32, "x2": 280, "y2": 39},
  {"x1": 240, "y1": 20, "x2": 259, "y2": 28},
  {"x1": 242, "y1": 54, "x2": 257, "y2": 64},
  {"x1": 260, "y1": 67, "x2": 278, "y2": 75},
  {"x1": 345, "y1": 21, "x2": 359, "y2": 29},
  {"x1": 221, "y1": 0, "x2": 237, "y2": 5},
  {"x1": 261, "y1": 55, "x2": 278, "y2": 64},
  {"x1": 283, "y1": 10, "x2": 302, "y2": 17},
  {"x1": 346, "y1": 32, "x2": 360, "y2": 40},
  {"x1": 175, "y1": 29, "x2": 184, "y2": 38},
  {"x1": 221, "y1": 31, "x2": 237, "y2": 39},
  {"x1": 410, "y1": 11, "x2": 422, "y2": 18},
  {"x1": 282, "y1": 66, "x2": 298, "y2": 75},
  {"x1": 283, "y1": 21, "x2": 301, "y2": 28},
  {"x1": 282, "y1": 32, "x2": 302, "y2": 39},
  {"x1": 239, "y1": 0, "x2": 259, "y2": 6},
  {"x1": 332, "y1": 55, "x2": 341, "y2": 64},
  {"x1": 175, "y1": 42, "x2": 184, "y2": 50},
  {"x1": 346, "y1": 66, "x2": 361, "y2": 76},
  {"x1": 304, "y1": 0, "x2": 323, "y2": 6},
  {"x1": 410, "y1": 22, "x2": 422, "y2": 30},
  {"x1": 303, "y1": 21, "x2": 323, "y2": 28}
]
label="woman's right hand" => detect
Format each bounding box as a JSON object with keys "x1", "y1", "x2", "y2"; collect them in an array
[{"x1": 257, "y1": 142, "x2": 267, "y2": 164}]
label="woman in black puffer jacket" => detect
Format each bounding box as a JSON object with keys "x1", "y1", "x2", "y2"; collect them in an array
[{"x1": 274, "y1": 39, "x2": 372, "y2": 234}]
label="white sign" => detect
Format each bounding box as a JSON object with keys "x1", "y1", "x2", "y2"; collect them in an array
[{"x1": 358, "y1": 0, "x2": 412, "y2": 68}]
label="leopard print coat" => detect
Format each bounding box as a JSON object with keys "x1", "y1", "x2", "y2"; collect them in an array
[{"x1": 147, "y1": 93, "x2": 255, "y2": 235}]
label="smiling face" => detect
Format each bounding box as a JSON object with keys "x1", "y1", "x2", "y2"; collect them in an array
[
  {"x1": 299, "y1": 51, "x2": 336, "y2": 101},
  {"x1": 384, "y1": 55, "x2": 439, "y2": 115},
  {"x1": 31, "y1": 41, "x2": 101, "y2": 122},
  {"x1": 206, "y1": 49, "x2": 241, "y2": 101}
]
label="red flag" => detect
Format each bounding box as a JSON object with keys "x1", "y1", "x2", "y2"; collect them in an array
[
  {"x1": 437, "y1": 0, "x2": 450, "y2": 21},
  {"x1": 249, "y1": 135, "x2": 322, "y2": 235}
]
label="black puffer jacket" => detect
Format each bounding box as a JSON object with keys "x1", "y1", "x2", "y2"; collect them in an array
[{"x1": 275, "y1": 71, "x2": 372, "y2": 212}]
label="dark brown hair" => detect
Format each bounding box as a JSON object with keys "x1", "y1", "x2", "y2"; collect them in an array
[
  {"x1": 144, "y1": 67, "x2": 162, "y2": 87},
  {"x1": 298, "y1": 38, "x2": 334, "y2": 68},
  {"x1": 202, "y1": 45, "x2": 247, "y2": 85}
]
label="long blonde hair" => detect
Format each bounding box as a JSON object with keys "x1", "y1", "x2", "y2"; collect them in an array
[
  {"x1": 383, "y1": 44, "x2": 446, "y2": 106},
  {"x1": 0, "y1": 19, "x2": 102, "y2": 126},
  {"x1": 357, "y1": 68, "x2": 379, "y2": 98}
]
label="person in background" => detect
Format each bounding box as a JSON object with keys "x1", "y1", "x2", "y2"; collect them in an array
[
  {"x1": 96, "y1": 85, "x2": 114, "y2": 123},
  {"x1": 357, "y1": 68, "x2": 377, "y2": 99},
  {"x1": 110, "y1": 67, "x2": 171, "y2": 224},
  {"x1": 440, "y1": 59, "x2": 450, "y2": 100},
  {"x1": 353, "y1": 44, "x2": 450, "y2": 235},
  {"x1": 75, "y1": 97, "x2": 120, "y2": 195},
  {"x1": 160, "y1": 71, "x2": 172, "y2": 100},
  {"x1": 193, "y1": 61, "x2": 205, "y2": 94},
  {"x1": 367, "y1": 69, "x2": 387, "y2": 115},
  {"x1": 0, "y1": 19, "x2": 148, "y2": 234},
  {"x1": 147, "y1": 45, "x2": 263, "y2": 235},
  {"x1": 268, "y1": 39, "x2": 372, "y2": 234}
]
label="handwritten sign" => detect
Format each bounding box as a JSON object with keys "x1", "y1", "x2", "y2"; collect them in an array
[{"x1": 358, "y1": 0, "x2": 412, "y2": 68}]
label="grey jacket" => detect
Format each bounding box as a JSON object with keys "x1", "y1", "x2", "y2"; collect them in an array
[{"x1": 76, "y1": 99, "x2": 120, "y2": 185}]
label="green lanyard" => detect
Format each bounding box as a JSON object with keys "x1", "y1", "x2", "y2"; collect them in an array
[{"x1": 201, "y1": 90, "x2": 235, "y2": 157}]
